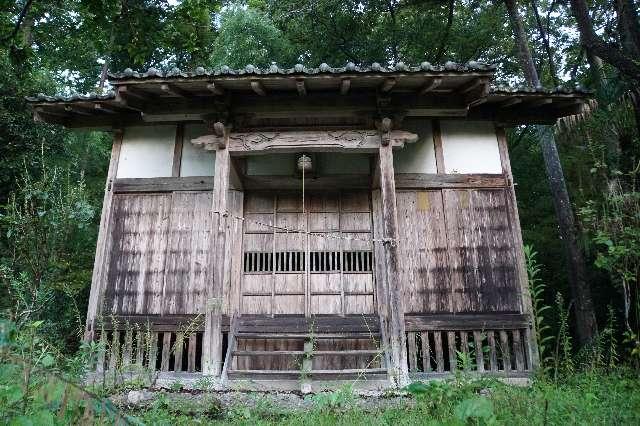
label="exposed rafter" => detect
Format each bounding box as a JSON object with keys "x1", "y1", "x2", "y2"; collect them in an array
[
  {"x1": 160, "y1": 83, "x2": 193, "y2": 98},
  {"x1": 95, "y1": 103, "x2": 118, "y2": 114},
  {"x1": 115, "y1": 86, "x2": 148, "y2": 111},
  {"x1": 340, "y1": 78, "x2": 351, "y2": 95},
  {"x1": 457, "y1": 78, "x2": 487, "y2": 94},
  {"x1": 207, "y1": 82, "x2": 225, "y2": 95},
  {"x1": 526, "y1": 98, "x2": 553, "y2": 108},
  {"x1": 250, "y1": 80, "x2": 266, "y2": 96},
  {"x1": 499, "y1": 97, "x2": 523, "y2": 108},
  {"x1": 380, "y1": 77, "x2": 397, "y2": 93},
  {"x1": 65, "y1": 105, "x2": 93, "y2": 116},
  {"x1": 418, "y1": 77, "x2": 442, "y2": 95},
  {"x1": 296, "y1": 79, "x2": 307, "y2": 96}
]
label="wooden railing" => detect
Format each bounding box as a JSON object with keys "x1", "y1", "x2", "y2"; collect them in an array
[
  {"x1": 94, "y1": 315, "x2": 205, "y2": 374},
  {"x1": 404, "y1": 314, "x2": 533, "y2": 377}
]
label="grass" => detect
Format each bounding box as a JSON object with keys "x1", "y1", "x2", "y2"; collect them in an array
[{"x1": 127, "y1": 370, "x2": 640, "y2": 425}]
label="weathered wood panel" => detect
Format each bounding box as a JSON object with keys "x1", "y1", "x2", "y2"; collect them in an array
[
  {"x1": 396, "y1": 190, "x2": 452, "y2": 314},
  {"x1": 104, "y1": 194, "x2": 171, "y2": 315},
  {"x1": 442, "y1": 188, "x2": 521, "y2": 313},
  {"x1": 163, "y1": 192, "x2": 212, "y2": 315},
  {"x1": 103, "y1": 191, "x2": 216, "y2": 317}
]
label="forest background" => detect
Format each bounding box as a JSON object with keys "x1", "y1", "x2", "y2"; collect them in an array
[{"x1": 0, "y1": 0, "x2": 639, "y2": 423}]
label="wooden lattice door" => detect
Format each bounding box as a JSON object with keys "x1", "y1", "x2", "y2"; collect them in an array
[{"x1": 241, "y1": 191, "x2": 375, "y2": 316}]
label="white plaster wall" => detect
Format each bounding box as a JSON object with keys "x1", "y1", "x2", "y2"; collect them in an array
[
  {"x1": 117, "y1": 125, "x2": 176, "y2": 178},
  {"x1": 181, "y1": 123, "x2": 216, "y2": 177},
  {"x1": 440, "y1": 121, "x2": 502, "y2": 174},
  {"x1": 319, "y1": 153, "x2": 370, "y2": 174},
  {"x1": 247, "y1": 154, "x2": 296, "y2": 175},
  {"x1": 393, "y1": 119, "x2": 437, "y2": 173}
]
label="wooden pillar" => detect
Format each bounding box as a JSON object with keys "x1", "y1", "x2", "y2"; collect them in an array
[
  {"x1": 496, "y1": 126, "x2": 540, "y2": 370},
  {"x1": 203, "y1": 124, "x2": 231, "y2": 376},
  {"x1": 84, "y1": 129, "x2": 122, "y2": 342},
  {"x1": 375, "y1": 118, "x2": 409, "y2": 386}
]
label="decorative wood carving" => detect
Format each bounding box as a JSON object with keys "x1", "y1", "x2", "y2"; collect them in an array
[{"x1": 191, "y1": 129, "x2": 418, "y2": 153}]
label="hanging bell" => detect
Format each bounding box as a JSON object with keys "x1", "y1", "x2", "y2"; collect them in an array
[{"x1": 297, "y1": 154, "x2": 313, "y2": 173}]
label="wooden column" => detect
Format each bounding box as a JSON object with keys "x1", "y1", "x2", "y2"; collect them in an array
[
  {"x1": 375, "y1": 118, "x2": 409, "y2": 386},
  {"x1": 496, "y1": 126, "x2": 540, "y2": 370},
  {"x1": 203, "y1": 123, "x2": 231, "y2": 376},
  {"x1": 84, "y1": 130, "x2": 122, "y2": 342}
]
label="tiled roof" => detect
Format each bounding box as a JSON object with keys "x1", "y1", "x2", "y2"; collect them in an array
[{"x1": 107, "y1": 61, "x2": 496, "y2": 79}]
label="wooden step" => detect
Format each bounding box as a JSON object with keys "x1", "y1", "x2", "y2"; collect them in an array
[
  {"x1": 235, "y1": 332, "x2": 379, "y2": 340},
  {"x1": 228, "y1": 368, "x2": 387, "y2": 380},
  {"x1": 232, "y1": 349, "x2": 382, "y2": 356}
]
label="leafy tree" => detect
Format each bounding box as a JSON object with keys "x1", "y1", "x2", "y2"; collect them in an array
[{"x1": 211, "y1": 4, "x2": 297, "y2": 69}]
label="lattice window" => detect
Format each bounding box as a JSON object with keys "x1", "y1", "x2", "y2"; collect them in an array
[
  {"x1": 342, "y1": 251, "x2": 373, "y2": 272},
  {"x1": 243, "y1": 252, "x2": 274, "y2": 273},
  {"x1": 275, "y1": 251, "x2": 306, "y2": 272},
  {"x1": 244, "y1": 250, "x2": 373, "y2": 273}
]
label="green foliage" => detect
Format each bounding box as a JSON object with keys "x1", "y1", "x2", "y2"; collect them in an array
[
  {"x1": 553, "y1": 293, "x2": 575, "y2": 380},
  {"x1": 0, "y1": 155, "x2": 96, "y2": 346},
  {"x1": 211, "y1": 4, "x2": 297, "y2": 69},
  {"x1": 524, "y1": 245, "x2": 553, "y2": 370},
  {"x1": 308, "y1": 384, "x2": 356, "y2": 412}
]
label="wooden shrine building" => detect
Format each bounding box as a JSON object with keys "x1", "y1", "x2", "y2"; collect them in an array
[{"x1": 28, "y1": 62, "x2": 590, "y2": 390}]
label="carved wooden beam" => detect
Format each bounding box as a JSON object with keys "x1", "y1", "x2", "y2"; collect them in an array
[
  {"x1": 191, "y1": 129, "x2": 418, "y2": 154},
  {"x1": 206, "y1": 82, "x2": 225, "y2": 95},
  {"x1": 340, "y1": 78, "x2": 351, "y2": 95},
  {"x1": 160, "y1": 83, "x2": 193, "y2": 98},
  {"x1": 192, "y1": 120, "x2": 228, "y2": 150},
  {"x1": 251, "y1": 80, "x2": 266, "y2": 96},
  {"x1": 377, "y1": 117, "x2": 393, "y2": 146},
  {"x1": 418, "y1": 77, "x2": 442, "y2": 95},
  {"x1": 296, "y1": 79, "x2": 307, "y2": 96}
]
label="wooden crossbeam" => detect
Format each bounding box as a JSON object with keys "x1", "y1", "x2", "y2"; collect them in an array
[
  {"x1": 206, "y1": 82, "x2": 225, "y2": 95},
  {"x1": 250, "y1": 80, "x2": 266, "y2": 96},
  {"x1": 418, "y1": 77, "x2": 442, "y2": 95},
  {"x1": 160, "y1": 83, "x2": 193, "y2": 98},
  {"x1": 380, "y1": 77, "x2": 397, "y2": 93}
]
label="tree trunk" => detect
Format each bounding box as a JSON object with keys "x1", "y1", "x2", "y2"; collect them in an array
[
  {"x1": 504, "y1": 0, "x2": 540, "y2": 87},
  {"x1": 505, "y1": 0, "x2": 597, "y2": 346},
  {"x1": 537, "y1": 126, "x2": 598, "y2": 345}
]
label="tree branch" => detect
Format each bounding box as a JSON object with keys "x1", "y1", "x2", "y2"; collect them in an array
[
  {"x1": 435, "y1": 0, "x2": 455, "y2": 62},
  {"x1": 569, "y1": 0, "x2": 640, "y2": 82},
  {"x1": 1, "y1": 0, "x2": 34, "y2": 43}
]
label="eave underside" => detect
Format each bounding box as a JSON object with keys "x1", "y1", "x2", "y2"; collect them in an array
[{"x1": 28, "y1": 72, "x2": 591, "y2": 129}]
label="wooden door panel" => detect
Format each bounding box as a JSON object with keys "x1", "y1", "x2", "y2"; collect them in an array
[{"x1": 241, "y1": 191, "x2": 374, "y2": 317}]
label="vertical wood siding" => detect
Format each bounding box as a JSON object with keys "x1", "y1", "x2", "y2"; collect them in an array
[
  {"x1": 397, "y1": 188, "x2": 521, "y2": 314},
  {"x1": 103, "y1": 192, "x2": 213, "y2": 316}
]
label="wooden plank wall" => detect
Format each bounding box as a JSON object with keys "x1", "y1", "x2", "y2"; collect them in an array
[
  {"x1": 396, "y1": 187, "x2": 521, "y2": 314},
  {"x1": 102, "y1": 191, "x2": 213, "y2": 316}
]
